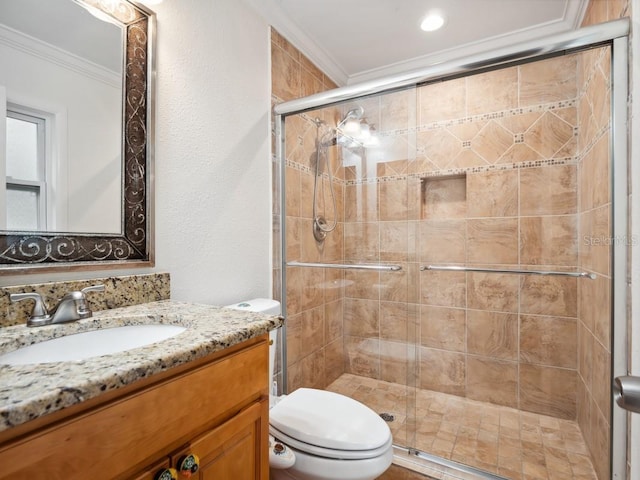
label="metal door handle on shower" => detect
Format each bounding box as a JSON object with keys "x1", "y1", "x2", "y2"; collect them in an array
[
  {"x1": 421, "y1": 265, "x2": 596, "y2": 279},
  {"x1": 287, "y1": 261, "x2": 402, "y2": 272},
  {"x1": 614, "y1": 376, "x2": 640, "y2": 414}
]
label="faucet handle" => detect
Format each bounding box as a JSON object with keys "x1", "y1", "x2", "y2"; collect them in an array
[
  {"x1": 9, "y1": 292, "x2": 51, "y2": 321},
  {"x1": 81, "y1": 284, "x2": 106, "y2": 295},
  {"x1": 77, "y1": 284, "x2": 105, "y2": 316}
]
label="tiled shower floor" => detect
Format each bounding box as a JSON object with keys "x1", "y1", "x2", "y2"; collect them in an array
[{"x1": 326, "y1": 374, "x2": 597, "y2": 480}]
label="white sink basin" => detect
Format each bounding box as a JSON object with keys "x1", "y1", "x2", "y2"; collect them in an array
[{"x1": 0, "y1": 324, "x2": 186, "y2": 365}]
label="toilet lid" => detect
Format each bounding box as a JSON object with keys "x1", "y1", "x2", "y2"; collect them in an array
[{"x1": 269, "y1": 388, "x2": 391, "y2": 451}]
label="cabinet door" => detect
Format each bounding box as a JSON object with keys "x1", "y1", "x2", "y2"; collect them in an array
[{"x1": 173, "y1": 400, "x2": 268, "y2": 480}]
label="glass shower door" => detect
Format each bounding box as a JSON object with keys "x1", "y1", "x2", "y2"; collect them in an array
[
  {"x1": 280, "y1": 87, "x2": 419, "y2": 452},
  {"x1": 335, "y1": 88, "x2": 419, "y2": 453},
  {"x1": 277, "y1": 35, "x2": 624, "y2": 480},
  {"x1": 404, "y1": 47, "x2": 614, "y2": 480}
]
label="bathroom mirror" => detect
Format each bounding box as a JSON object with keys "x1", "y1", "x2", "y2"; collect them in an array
[{"x1": 0, "y1": 0, "x2": 154, "y2": 273}]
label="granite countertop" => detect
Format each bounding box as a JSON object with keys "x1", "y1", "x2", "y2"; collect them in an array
[{"x1": 0, "y1": 300, "x2": 283, "y2": 433}]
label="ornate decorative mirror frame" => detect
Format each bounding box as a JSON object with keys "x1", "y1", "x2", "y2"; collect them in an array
[{"x1": 0, "y1": 0, "x2": 155, "y2": 274}]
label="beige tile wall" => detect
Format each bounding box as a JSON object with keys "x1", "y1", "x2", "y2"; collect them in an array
[
  {"x1": 270, "y1": 29, "x2": 345, "y2": 392},
  {"x1": 275, "y1": 42, "x2": 610, "y2": 421},
  {"x1": 576, "y1": 0, "x2": 630, "y2": 478},
  {"x1": 339, "y1": 54, "x2": 587, "y2": 424}
]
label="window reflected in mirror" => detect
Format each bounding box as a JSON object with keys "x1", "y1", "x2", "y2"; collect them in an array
[{"x1": 5, "y1": 110, "x2": 45, "y2": 231}]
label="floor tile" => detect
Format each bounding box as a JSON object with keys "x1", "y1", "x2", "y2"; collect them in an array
[{"x1": 327, "y1": 374, "x2": 597, "y2": 480}]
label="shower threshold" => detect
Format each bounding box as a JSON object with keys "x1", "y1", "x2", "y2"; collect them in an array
[
  {"x1": 327, "y1": 374, "x2": 597, "y2": 480},
  {"x1": 392, "y1": 445, "x2": 508, "y2": 480}
]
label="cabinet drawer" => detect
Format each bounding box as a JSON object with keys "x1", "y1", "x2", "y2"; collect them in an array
[{"x1": 0, "y1": 339, "x2": 268, "y2": 479}]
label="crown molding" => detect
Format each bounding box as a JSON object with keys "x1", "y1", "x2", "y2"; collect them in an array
[
  {"x1": 247, "y1": 0, "x2": 590, "y2": 87},
  {"x1": 348, "y1": 0, "x2": 591, "y2": 84},
  {"x1": 243, "y1": 0, "x2": 348, "y2": 86},
  {"x1": 0, "y1": 24, "x2": 120, "y2": 88},
  {"x1": 572, "y1": 0, "x2": 591, "y2": 29}
]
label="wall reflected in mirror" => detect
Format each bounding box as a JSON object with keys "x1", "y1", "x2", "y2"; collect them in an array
[{"x1": 0, "y1": 0, "x2": 123, "y2": 234}]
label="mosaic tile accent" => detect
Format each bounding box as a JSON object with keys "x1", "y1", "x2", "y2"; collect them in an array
[
  {"x1": 379, "y1": 100, "x2": 578, "y2": 136},
  {"x1": 0, "y1": 273, "x2": 170, "y2": 327},
  {"x1": 282, "y1": 101, "x2": 582, "y2": 187},
  {"x1": 342, "y1": 158, "x2": 579, "y2": 186}
]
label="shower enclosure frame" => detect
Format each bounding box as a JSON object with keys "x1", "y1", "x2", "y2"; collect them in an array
[{"x1": 274, "y1": 18, "x2": 630, "y2": 480}]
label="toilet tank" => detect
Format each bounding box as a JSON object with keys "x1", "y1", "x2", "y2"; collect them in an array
[
  {"x1": 225, "y1": 298, "x2": 281, "y2": 316},
  {"x1": 224, "y1": 298, "x2": 281, "y2": 400}
]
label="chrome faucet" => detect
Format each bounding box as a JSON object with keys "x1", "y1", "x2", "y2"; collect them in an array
[{"x1": 10, "y1": 285, "x2": 105, "y2": 327}]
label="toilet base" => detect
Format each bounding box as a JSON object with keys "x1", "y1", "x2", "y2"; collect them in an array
[{"x1": 269, "y1": 441, "x2": 393, "y2": 480}]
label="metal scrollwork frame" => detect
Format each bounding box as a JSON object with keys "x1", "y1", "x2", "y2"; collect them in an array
[{"x1": 0, "y1": 0, "x2": 155, "y2": 274}]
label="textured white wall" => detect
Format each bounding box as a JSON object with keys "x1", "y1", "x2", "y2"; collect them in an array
[
  {"x1": 0, "y1": 0, "x2": 273, "y2": 306},
  {"x1": 152, "y1": 0, "x2": 272, "y2": 304}
]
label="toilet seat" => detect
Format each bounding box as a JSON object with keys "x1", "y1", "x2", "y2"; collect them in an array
[
  {"x1": 269, "y1": 388, "x2": 392, "y2": 460},
  {"x1": 270, "y1": 425, "x2": 393, "y2": 460}
]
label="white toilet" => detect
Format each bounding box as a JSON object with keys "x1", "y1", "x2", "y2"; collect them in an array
[{"x1": 225, "y1": 299, "x2": 393, "y2": 480}]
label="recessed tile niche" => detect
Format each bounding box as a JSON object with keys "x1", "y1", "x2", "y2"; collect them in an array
[{"x1": 421, "y1": 174, "x2": 467, "y2": 220}]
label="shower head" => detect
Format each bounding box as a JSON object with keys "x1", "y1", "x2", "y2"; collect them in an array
[
  {"x1": 342, "y1": 106, "x2": 364, "y2": 123},
  {"x1": 337, "y1": 105, "x2": 365, "y2": 135},
  {"x1": 334, "y1": 104, "x2": 379, "y2": 148}
]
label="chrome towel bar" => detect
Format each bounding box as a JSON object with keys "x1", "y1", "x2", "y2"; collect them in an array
[
  {"x1": 421, "y1": 265, "x2": 596, "y2": 279},
  {"x1": 287, "y1": 261, "x2": 403, "y2": 272}
]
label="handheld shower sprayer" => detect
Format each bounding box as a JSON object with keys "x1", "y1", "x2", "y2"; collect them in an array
[
  {"x1": 312, "y1": 121, "x2": 338, "y2": 242},
  {"x1": 311, "y1": 105, "x2": 371, "y2": 243}
]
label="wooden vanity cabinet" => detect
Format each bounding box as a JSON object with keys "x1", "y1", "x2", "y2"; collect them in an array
[{"x1": 0, "y1": 335, "x2": 270, "y2": 480}]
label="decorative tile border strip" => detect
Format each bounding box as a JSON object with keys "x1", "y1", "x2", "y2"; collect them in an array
[
  {"x1": 283, "y1": 147, "x2": 579, "y2": 186},
  {"x1": 577, "y1": 46, "x2": 611, "y2": 99},
  {"x1": 276, "y1": 96, "x2": 594, "y2": 186},
  {"x1": 377, "y1": 99, "x2": 578, "y2": 137},
  {"x1": 577, "y1": 124, "x2": 610, "y2": 161},
  {"x1": 285, "y1": 158, "x2": 314, "y2": 176},
  {"x1": 343, "y1": 157, "x2": 579, "y2": 186},
  {"x1": 414, "y1": 156, "x2": 579, "y2": 177}
]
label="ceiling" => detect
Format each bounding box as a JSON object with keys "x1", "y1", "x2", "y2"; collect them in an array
[{"x1": 246, "y1": 0, "x2": 589, "y2": 85}]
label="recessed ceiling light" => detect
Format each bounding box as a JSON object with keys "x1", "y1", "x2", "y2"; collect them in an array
[{"x1": 420, "y1": 12, "x2": 445, "y2": 32}]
